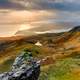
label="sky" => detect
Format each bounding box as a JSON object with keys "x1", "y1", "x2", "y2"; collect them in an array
[{"x1": 0, "y1": 0, "x2": 80, "y2": 37}]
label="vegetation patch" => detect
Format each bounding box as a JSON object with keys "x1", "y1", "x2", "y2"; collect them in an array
[{"x1": 39, "y1": 58, "x2": 80, "y2": 80}]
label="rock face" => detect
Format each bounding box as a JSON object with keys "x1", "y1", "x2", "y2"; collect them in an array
[{"x1": 0, "y1": 51, "x2": 40, "y2": 80}]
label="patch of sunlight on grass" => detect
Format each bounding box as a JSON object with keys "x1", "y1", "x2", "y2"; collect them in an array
[{"x1": 39, "y1": 58, "x2": 80, "y2": 80}]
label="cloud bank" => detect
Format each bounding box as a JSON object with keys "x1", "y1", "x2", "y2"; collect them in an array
[{"x1": 0, "y1": 0, "x2": 80, "y2": 36}]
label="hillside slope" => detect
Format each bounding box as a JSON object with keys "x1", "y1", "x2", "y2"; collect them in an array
[{"x1": 0, "y1": 26, "x2": 80, "y2": 64}]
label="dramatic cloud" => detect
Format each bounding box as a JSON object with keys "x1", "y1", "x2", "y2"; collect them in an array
[
  {"x1": 9, "y1": 0, "x2": 80, "y2": 11},
  {"x1": 0, "y1": 0, "x2": 80, "y2": 36},
  {"x1": 0, "y1": 10, "x2": 57, "y2": 36},
  {"x1": 0, "y1": 0, "x2": 80, "y2": 11}
]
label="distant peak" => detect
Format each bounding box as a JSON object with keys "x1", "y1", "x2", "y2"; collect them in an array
[{"x1": 70, "y1": 26, "x2": 80, "y2": 32}]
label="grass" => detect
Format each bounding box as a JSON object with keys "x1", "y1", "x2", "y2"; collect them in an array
[
  {"x1": 39, "y1": 58, "x2": 80, "y2": 80},
  {"x1": 0, "y1": 43, "x2": 53, "y2": 64},
  {"x1": 0, "y1": 43, "x2": 80, "y2": 80},
  {"x1": 0, "y1": 59, "x2": 14, "y2": 73},
  {"x1": 0, "y1": 44, "x2": 52, "y2": 72}
]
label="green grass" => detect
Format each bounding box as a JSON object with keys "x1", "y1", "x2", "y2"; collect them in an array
[
  {"x1": 0, "y1": 43, "x2": 80, "y2": 80},
  {"x1": 39, "y1": 58, "x2": 80, "y2": 80},
  {"x1": 0, "y1": 59, "x2": 14, "y2": 73}
]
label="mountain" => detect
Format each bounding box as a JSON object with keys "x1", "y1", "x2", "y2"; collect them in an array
[
  {"x1": 70, "y1": 26, "x2": 80, "y2": 32},
  {"x1": 0, "y1": 26, "x2": 79, "y2": 51},
  {"x1": 0, "y1": 26, "x2": 80, "y2": 64},
  {"x1": 0, "y1": 26, "x2": 80, "y2": 80},
  {"x1": 16, "y1": 23, "x2": 75, "y2": 36},
  {"x1": 0, "y1": 26, "x2": 80, "y2": 49},
  {"x1": 16, "y1": 31, "x2": 36, "y2": 37}
]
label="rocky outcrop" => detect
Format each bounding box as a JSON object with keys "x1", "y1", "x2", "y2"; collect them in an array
[{"x1": 0, "y1": 52, "x2": 40, "y2": 80}]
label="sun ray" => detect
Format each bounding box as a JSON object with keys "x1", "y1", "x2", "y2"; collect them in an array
[{"x1": 19, "y1": 24, "x2": 32, "y2": 31}]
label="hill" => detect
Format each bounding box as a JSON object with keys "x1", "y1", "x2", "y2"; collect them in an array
[
  {"x1": 0, "y1": 26, "x2": 80, "y2": 65},
  {"x1": 0, "y1": 26, "x2": 80, "y2": 80}
]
